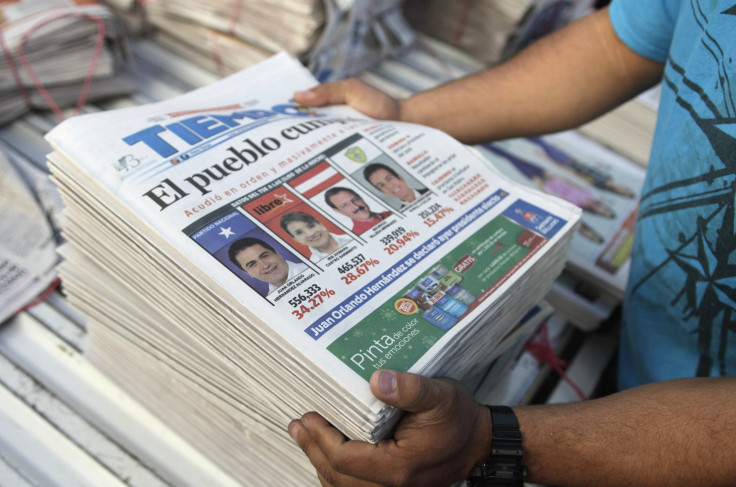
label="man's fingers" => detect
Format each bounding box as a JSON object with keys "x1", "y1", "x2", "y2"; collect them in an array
[
  {"x1": 289, "y1": 413, "x2": 344, "y2": 463},
  {"x1": 289, "y1": 414, "x2": 386, "y2": 487},
  {"x1": 294, "y1": 79, "x2": 400, "y2": 120},
  {"x1": 316, "y1": 470, "x2": 336, "y2": 487},
  {"x1": 294, "y1": 80, "x2": 354, "y2": 107}
]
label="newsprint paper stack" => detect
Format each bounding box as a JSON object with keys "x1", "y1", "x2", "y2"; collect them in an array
[
  {"x1": 45, "y1": 53, "x2": 580, "y2": 485},
  {"x1": 0, "y1": 0, "x2": 131, "y2": 125}
]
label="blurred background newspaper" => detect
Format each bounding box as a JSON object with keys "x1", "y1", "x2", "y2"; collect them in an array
[{"x1": 0, "y1": 144, "x2": 59, "y2": 324}]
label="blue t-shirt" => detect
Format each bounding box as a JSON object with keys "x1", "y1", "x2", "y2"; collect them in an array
[{"x1": 610, "y1": 0, "x2": 736, "y2": 389}]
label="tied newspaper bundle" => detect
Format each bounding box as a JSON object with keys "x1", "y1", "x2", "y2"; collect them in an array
[
  {"x1": 103, "y1": 0, "x2": 414, "y2": 80},
  {"x1": 0, "y1": 0, "x2": 131, "y2": 126},
  {"x1": 404, "y1": 0, "x2": 593, "y2": 66},
  {"x1": 140, "y1": 0, "x2": 322, "y2": 75},
  {"x1": 45, "y1": 53, "x2": 580, "y2": 485}
]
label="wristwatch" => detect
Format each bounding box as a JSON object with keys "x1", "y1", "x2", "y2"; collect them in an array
[{"x1": 466, "y1": 405, "x2": 525, "y2": 487}]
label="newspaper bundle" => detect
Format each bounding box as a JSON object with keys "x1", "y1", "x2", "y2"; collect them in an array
[
  {"x1": 106, "y1": 0, "x2": 415, "y2": 80},
  {"x1": 0, "y1": 0, "x2": 132, "y2": 125},
  {"x1": 404, "y1": 0, "x2": 595, "y2": 66},
  {"x1": 46, "y1": 53, "x2": 580, "y2": 484}
]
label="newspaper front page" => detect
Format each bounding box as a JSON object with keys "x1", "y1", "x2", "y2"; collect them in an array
[{"x1": 46, "y1": 53, "x2": 580, "y2": 441}]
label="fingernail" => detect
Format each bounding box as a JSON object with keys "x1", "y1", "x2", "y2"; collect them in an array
[
  {"x1": 378, "y1": 370, "x2": 397, "y2": 395},
  {"x1": 295, "y1": 90, "x2": 315, "y2": 99},
  {"x1": 288, "y1": 422, "x2": 299, "y2": 442}
]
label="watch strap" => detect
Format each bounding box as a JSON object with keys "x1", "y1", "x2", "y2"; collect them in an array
[{"x1": 467, "y1": 405, "x2": 524, "y2": 487}]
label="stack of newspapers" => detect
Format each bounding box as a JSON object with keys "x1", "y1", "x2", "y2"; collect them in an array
[
  {"x1": 46, "y1": 53, "x2": 580, "y2": 484},
  {"x1": 109, "y1": 0, "x2": 415, "y2": 80},
  {"x1": 475, "y1": 131, "x2": 646, "y2": 300},
  {"x1": 579, "y1": 85, "x2": 660, "y2": 167},
  {"x1": 0, "y1": 0, "x2": 131, "y2": 126},
  {"x1": 142, "y1": 0, "x2": 322, "y2": 76},
  {"x1": 404, "y1": 0, "x2": 594, "y2": 65}
]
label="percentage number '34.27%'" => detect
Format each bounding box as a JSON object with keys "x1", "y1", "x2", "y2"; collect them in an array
[{"x1": 291, "y1": 285, "x2": 337, "y2": 320}]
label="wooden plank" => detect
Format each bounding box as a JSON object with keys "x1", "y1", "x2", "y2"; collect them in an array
[{"x1": 24, "y1": 298, "x2": 86, "y2": 352}]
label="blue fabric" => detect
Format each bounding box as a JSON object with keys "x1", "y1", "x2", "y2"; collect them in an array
[
  {"x1": 610, "y1": 0, "x2": 736, "y2": 389},
  {"x1": 609, "y1": 0, "x2": 680, "y2": 62}
]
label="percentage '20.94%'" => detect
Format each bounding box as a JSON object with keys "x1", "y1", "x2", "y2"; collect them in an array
[{"x1": 384, "y1": 229, "x2": 420, "y2": 256}]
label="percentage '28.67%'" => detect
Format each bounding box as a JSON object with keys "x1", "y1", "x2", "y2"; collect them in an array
[{"x1": 340, "y1": 257, "x2": 380, "y2": 285}]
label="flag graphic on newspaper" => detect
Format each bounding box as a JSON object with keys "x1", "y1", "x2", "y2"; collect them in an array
[{"x1": 290, "y1": 161, "x2": 345, "y2": 198}]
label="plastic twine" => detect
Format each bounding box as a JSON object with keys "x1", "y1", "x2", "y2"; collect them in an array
[
  {"x1": 14, "y1": 11, "x2": 107, "y2": 121},
  {"x1": 524, "y1": 321, "x2": 588, "y2": 401}
]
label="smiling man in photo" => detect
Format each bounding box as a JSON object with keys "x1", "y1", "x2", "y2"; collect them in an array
[{"x1": 228, "y1": 237, "x2": 307, "y2": 294}]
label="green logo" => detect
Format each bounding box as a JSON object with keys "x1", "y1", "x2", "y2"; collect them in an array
[{"x1": 345, "y1": 146, "x2": 367, "y2": 163}]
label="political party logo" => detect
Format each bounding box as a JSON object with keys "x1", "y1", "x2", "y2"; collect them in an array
[{"x1": 345, "y1": 146, "x2": 367, "y2": 163}]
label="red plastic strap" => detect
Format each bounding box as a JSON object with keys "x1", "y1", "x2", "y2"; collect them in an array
[
  {"x1": 209, "y1": 31, "x2": 226, "y2": 76},
  {"x1": 14, "y1": 277, "x2": 62, "y2": 315},
  {"x1": 228, "y1": 0, "x2": 241, "y2": 35},
  {"x1": 524, "y1": 321, "x2": 588, "y2": 401},
  {"x1": 6, "y1": 11, "x2": 107, "y2": 121},
  {"x1": 452, "y1": 0, "x2": 475, "y2": 46}
]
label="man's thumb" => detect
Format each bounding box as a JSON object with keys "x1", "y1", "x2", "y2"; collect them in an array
[{"x1": 369, "y1": 370, "x2": 447, "y2": 413}]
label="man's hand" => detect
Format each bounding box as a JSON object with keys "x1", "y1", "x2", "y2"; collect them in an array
[
  {"x1": 288, "y1": 370, "x2": 492, "y2": 487},
  {"x1": 294, "y1": 79, "x2": 402, "y2": 121}
]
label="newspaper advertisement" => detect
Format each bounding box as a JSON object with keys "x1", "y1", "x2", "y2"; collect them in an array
[{"x1": 46, "y1": 53, "x2": 580, "y2": 392}]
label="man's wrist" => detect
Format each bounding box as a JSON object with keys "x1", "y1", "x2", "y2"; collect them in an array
[
  {"x1": 472, "y1": 402, "x2": 495, "y2": 467},
  {"x1": 467, "y1": 405, "x2": 525, "y2": 487}
]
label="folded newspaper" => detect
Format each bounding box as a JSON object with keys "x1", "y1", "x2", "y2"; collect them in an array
[
  {"x1": 0, "y1": 145, "x2": 59, "y2": 324},
  {"x1": 46, "y1": 53, "x2": 580, "y2": 484}
]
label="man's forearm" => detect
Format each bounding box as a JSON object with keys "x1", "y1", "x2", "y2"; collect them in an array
[
  {"x1": 514, "y1": 377, "x2": 736, "y2": 487},
  {"x1": 399, "y1": 7, "x2": 664, "y2": 144}
]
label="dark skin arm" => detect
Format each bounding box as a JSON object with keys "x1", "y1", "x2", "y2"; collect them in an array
[
  {"x1": 289, "y1": 371, "x2": 736, "y2": 487},
  {"x1": 289, "y1": 370, "x2": 492, "y2": 487}
]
